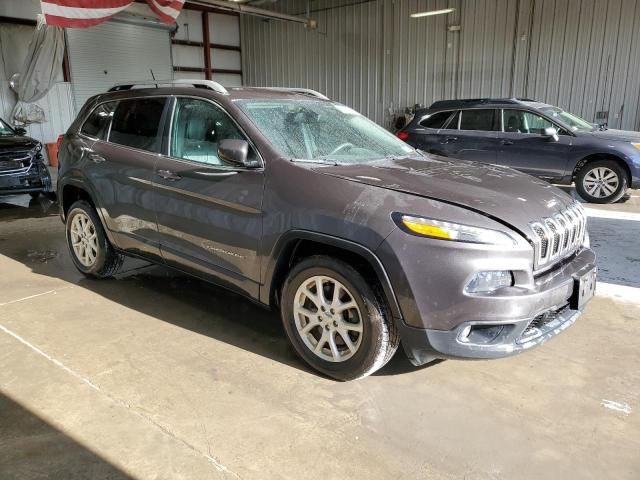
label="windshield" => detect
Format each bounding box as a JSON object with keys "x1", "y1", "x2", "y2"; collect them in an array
[
  {"x1": 237, "y1": 99, "x2": 414, "y2": 163},
  {"x1": 538, "y1": 106, "x2": 594, "y2": 132},
  {"x1": 0, "y1": 118, "x2": 15, "y2": 136}
]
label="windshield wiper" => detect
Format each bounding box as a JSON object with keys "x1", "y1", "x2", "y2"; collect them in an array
[{"x1": 290, "y1": 158, "x2": 340, "y2": 166}]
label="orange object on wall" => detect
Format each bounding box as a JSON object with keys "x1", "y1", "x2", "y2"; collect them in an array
[{"x1": 46, "y1": 143, "x2": 59, "y2": 168}]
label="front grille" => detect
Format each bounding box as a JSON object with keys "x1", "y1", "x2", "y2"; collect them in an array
[
  {"x1": 0, "y1": 151, "x2": 32, "y2": 175},
  {"x1": 521, "y1": 304, "x2": 571, "y2": 341},
  {"x1": 529, "y1": 202, "x2": 587, "y2": 270}
]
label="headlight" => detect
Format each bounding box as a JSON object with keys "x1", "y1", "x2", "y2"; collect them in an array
[
  {"x1": 30, "y1": 143, "x2": 43, "y2": 155},
  {"x1": 465, "y1": 271, "x2": 514, "y2": 293},
  {"x1": 397, "y1": 214, "x2": 517, "y2": 246},
  {"x1": 631, "y1": 143, "x2": 640, "y2": 151}
]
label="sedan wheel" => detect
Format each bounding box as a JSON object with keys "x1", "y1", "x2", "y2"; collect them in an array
[
  {"x1": 575, "y1": 160, "x2": 628, "y2": 204},
  {"x1": 582, "y1": 167, "x2": 619, "y2": 199}
]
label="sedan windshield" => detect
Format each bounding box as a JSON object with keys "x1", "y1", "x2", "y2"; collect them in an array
[
  {"x1": 0, "y1": 118, "x2": 15, "y2": 136},
  {"x1": 237, "y1": 99, "x2": 414, "y2": 163},
  {"x1": 538, "y1": 106, "x2": 594, "y2": 132}
]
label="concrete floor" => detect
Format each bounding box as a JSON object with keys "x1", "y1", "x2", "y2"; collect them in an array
[{"x1": 0, "y1": 189, "x2": 639, "y2": 480}]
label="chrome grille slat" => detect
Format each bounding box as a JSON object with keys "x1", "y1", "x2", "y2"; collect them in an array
[{"x1": 529, "y1": 202, "x2": 587, "y2": 270}]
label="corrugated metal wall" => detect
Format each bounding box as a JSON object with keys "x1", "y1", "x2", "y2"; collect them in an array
[{"x1": 241, "y1": 0, "x2": 640, "y2": 130}]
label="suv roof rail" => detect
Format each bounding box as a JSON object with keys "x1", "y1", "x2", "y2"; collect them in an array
[
  {"x1": 246, "y1": 87, "x2": 329, "y2": 100},
  {"x1": 428, "y1": 97, "x2": 536, "y2": 109},
  {"x1": 108, "y1": 79, "x2": 229, "y2": 95}
]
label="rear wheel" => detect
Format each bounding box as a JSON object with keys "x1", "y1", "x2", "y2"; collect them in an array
[
  {"x1": 66, "y1": 200, "x2": 123, "y2": 278},
  {"x1": 575, "y1": 160, "x2": 628, "y2": 204},
  {"x1": 281, "y1": 256, "x2": 399, "y2": 381}
]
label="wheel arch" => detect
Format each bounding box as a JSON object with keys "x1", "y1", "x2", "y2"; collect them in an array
[
  {"x1": 573, "y1": 153, "x2": 632, "y2": 185},
  {"x1": 60, "y1": 179, "x2": 116, "y2": 245},
  {"x1": 262, "y1": 231, "x2": 403, "y2": 320}
]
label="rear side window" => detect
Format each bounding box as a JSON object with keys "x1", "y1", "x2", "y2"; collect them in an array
[
  {"x1": 420, "y1": 111, "x2": 453, "y2": 129},
  {"x1": 109, "y1": 98, "x2": 167, "y2": 152},
  {"x1": 460, "y1": 109, "x2": 500, "y2": 131},
  {"x1": 80, "y1": 102, "x2": 116, "y2": 139}
]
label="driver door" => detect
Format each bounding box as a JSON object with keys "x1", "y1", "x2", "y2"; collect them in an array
[
  {"x1": 152, "y1": 97, "x2": 264, "y2": 297},
  {"x1": 497, "y1": 109, "x2": 573, "y2": 182}
]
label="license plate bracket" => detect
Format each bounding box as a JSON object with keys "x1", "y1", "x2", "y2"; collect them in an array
[{"x1": 571, "y1": 267, "x2": 597, "y2": 310}]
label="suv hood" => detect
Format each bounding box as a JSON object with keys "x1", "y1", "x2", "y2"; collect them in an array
[
  {"x1": 588, "y1": 128, "x2": 640, "y2": 142},
  {"x1": 314, "y1": 156, "x2": 575, "y2": 233},
  {"x1": 0, "y1": 135, "x2": 38, "y2": 153}
]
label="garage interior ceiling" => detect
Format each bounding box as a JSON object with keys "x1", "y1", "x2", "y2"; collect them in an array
[{"x1": 241, "y1": 0, "x2": 640, "y2": 131}]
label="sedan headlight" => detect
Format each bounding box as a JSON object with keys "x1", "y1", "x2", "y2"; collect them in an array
[
  {"x1": 631, "y1": 143, "x2": 640, "y2": 151},
  {"x1": 397, "y1": 214, "x2": 517, "y2": 246}
]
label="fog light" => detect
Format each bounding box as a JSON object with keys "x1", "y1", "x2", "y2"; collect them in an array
[{"x1": 465, "y1": 271, "x2": 513, "y2": 293}]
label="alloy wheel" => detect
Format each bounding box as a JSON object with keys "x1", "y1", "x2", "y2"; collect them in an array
[
  {"x1": 293, "y1": 275, "x2": 363, "y2": 362},
  {"x1": 70, "y1": 212, "x2": 99, "y2": 267},
  {"x1": 582, "y1": 167, "x2": 619, "y2": 198}
]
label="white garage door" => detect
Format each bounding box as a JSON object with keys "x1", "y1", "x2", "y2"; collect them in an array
[{"x1": 66, "y1": 19, "x2": 172, "y2": 110}]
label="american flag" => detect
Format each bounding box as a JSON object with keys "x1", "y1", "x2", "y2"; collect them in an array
[{"x1": 41, "y1": 0, "x2": 186, "y2": 28}]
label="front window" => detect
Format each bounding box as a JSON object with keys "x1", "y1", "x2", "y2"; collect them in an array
[
  {"x1": 170, "y1": 97, "x2": 249, "y2": 166},
  {"x1": 538, "y1": 106, "x2": 594, "y2": 132},
  {"x1": 503, "y1": 110, "x2": 555, "y2": 135},
  {"x1": 237, "y1": 100, "x2": 414, "y2": 164},
  {"x1": 0, "y1": 118, "x2": 15, "y2": 136}
]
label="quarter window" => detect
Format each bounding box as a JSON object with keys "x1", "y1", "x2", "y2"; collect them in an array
[
  {"x1": 170, "y1": 98, "x2": 246, "y2": 166},
  {"x1": 420, "y1": 111, "x2": 453, "y2": 129},
  {"x1": 81, "y1": 102, "x2": 116, "y2": 140},
  {"x1": 503, "y1": 110, "x2": 554, "y2": 135},
  {"x1": 459, "y1": 109, "x2": 500, "y2": 131},
  {"x1": 109, "y1": 98, "x2": 167, "y2": 152}
]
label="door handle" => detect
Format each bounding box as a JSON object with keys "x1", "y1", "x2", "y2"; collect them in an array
[
  {"x1": 501, "y1": 140, "x2": 514, "y2": 146},
  {"x1": 157, "y1": 169, "x2": 181, "y2": 181},
  {"x1": 88, "y1": 153, "x2": 106, "y2": 163},
  {"x1": 442, "y1": 137, "x2": 457, "y2": 144}
]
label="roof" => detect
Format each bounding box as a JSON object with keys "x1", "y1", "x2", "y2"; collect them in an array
[
  {"x1": 106, "y1": 80, "x2": 330, "y2": 101},
  {"x1": 428, "y1": 98, "x2": 538, "y2": 110}
]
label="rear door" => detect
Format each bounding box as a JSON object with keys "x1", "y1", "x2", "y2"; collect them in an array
[
  {"x1": 498, "y1": 109, "x2": 573, "y2": 182},
  {"x1": 152, "y1": 96, "x2": 264, "y2": 297},
  {"x1": 88, "y1": 96, "x2": 170, "y2": 257},
  {"x1": 443, "y1": 109, "x2": 501, "y2": 164},
  {"x1": 407, "y1": 110, "x2": 457, "y2": 154}
]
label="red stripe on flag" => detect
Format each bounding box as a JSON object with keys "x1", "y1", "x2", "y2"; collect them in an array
[
  {"x1": 43, "y1": 13, "x2": 117, "y2": 27},
  {"x1": 41, "y1": 0, "x2": 133, "y2": 7},
  {"x1": 145, "y1": 0, "x2": 183, "y2": 24}
]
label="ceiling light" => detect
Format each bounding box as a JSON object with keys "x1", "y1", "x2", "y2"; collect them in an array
[{"x1": 410, "y1": 8, "x2": 455, "y2": 18}]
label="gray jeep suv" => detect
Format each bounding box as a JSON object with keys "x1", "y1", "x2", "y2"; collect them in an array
[
  {"x1": 397, "y1": 98, "x2": 640, "y2": 204},
  {"x1": 58, "y1": 80, "x2": 596, "y2": 380}
]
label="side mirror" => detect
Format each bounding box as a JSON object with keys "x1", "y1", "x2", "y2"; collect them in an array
[
  {"x1": 543, "y1": 127, "x2": 559, "y2": 142},
  {"x1": 14, "y1": 127, "x2": 27, "y2": 136},
  {"x1": 218, "y1": 139, "x2": 258, "y2": 167}
]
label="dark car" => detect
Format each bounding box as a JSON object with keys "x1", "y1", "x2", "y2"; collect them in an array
[
  {"x1": 397, "y1": 98, "x2": 640, "y2": 203},
  {"x1": 57, "y1": 80, "x2": 596, "y2": 380},
  {"x1": 0, "y1": 117, "x2": 52, "y2": 198}
]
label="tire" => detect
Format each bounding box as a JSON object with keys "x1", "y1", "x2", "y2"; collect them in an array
[
  {"x1": 281, "y1": 255, "x2": 400, "y2": 381},
  {"x1": 65, "y1": 200, "x2": 123, "y2": 278},
  {"x1": 575, "y1": 160, "x2": 628, "y2": 204}
]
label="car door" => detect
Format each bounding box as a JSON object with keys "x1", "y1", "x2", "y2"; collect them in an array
[
  {"x1": 81, "y1": 97, "x2": 168, "y2": 258},
  {"x1": 497, "y1": 109, "x2": 574, "y2": 181},
  {"x1": 408, "y1": 110, "x2": 457, "y2": 154},
  {"x1": 152, "y1": 96, "x2": 264, "y2": 297},
  {"x1": 443, "y1": 109, "x2": 501, "y2": 164}
]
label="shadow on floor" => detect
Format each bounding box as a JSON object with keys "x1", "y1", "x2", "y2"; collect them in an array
[{"x1": 0, "y1": 391, "x2": 131, "y2": 480}]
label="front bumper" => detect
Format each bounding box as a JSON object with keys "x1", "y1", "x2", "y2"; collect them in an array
[
  {"x1": 376, "y1": 228, "x2": 596, "y2": 365},
  {"x1": 0, "y1": 160, "x2": 51, "y2": 195}
]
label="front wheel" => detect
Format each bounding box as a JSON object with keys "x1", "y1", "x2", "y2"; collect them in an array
[
  {"x1": 281, "y1": 256, "x2": 399, "y2": 381},
  {"x1": 575, "y1": 160, "x2": 628, "y2": 203},
  {"x1": 65, "y1": 200, "x2": 123, "y2": 278}
]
